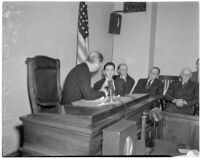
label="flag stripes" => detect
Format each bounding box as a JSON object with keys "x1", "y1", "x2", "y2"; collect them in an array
[{"x1": 76, "y1": 2, "x2": 89, "y2": 65}]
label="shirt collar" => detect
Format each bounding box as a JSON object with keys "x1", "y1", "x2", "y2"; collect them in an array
[
  {"x1": 120, "y1": 74, "x2": 127, "y2": 78},
  {"x1": 120, "y1": 75, "x2": 127, "y2": 81},
  {"x1": 105, "y1": 77, "x2": 111, "y2": 81},
  {"x1": 148, "y1": 78, "x2": 153, "y2": 82}
]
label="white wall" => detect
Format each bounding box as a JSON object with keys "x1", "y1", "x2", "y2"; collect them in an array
[
  {"x1": 113, "y1": 2, "x2": 199, "y2": 82},
  {"x1": 88, "y1": 2, "x2": 114, "y2": 85},
  {"x1": 112, "y1": 2, "x2": 153, "y2": 84},
  {"x1": 154, "y1": 2, "x2": 199, "y2": 75},
  {"x1": 2, "y1": 2, "x2": 114, "y2": 155}
]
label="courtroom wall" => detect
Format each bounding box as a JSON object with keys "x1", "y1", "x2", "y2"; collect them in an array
[
  {"x1": 112, "y1": 2, "x2": 153, "y2": 85},
  {"x1": 2, "y1": 2, "x2": 114, "y2": 155},
  {"x1": 88, "y1": 2, "x2": 114, "y2": 85},
  {"x1": 112, "y1": 2, "x2": 198, "y2": 85},
  {"x1": 153, "y1": 2, "x2": 199, "y2": 75}
]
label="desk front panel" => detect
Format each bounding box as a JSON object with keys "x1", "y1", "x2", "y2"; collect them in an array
[{"x1": 20, "y1": 94, "x2": 157, "y2": 155}]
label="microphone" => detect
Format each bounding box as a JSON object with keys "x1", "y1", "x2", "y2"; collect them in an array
[
  {"x1": 108, "y1": 80, "x2": 114, "y2": 91},
  {"x1": 107, "y1": 80, "x2": 128, "y2": 119},
  {"x1": 107, "y1": 80, "x2": 115, "y2": 102}
]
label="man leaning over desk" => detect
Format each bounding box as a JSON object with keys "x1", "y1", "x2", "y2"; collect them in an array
[{"x1": 61, "y1": 51, "x2": 108, "y2": 107}]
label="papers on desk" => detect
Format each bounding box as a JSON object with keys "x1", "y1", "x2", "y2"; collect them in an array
[
  {"x1": 72, "y1": 97, "x2": 118, "y2": 107},
  {"x1": 72, "y1": 96, "x2": 134, "y2": 108}
]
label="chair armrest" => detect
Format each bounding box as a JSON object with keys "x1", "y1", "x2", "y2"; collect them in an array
[
  {"x1": 158, "y1": 99, "x2": 166, "y2": 111},
  {"x1": 193, "y1": 103, "x2": 199, "y2": 116}
]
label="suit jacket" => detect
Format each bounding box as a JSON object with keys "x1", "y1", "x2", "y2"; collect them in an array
[
  {"x1": 164, "y1": 80, "x2": 199, "y2": 106},
  {"x1": 191, "y1": 71, "x2": 199, "y2": 83},
  {"x1": 133, "y1": 78, "x2": 164, "y2": 99},
  {"x1": 114, "y1": 75, "x2": 135, "y2": 96},
  {"x1": 93, "y1": 78, "x2": 119, "y2": 95},
  {"x1": 61, "y1": 63, "x2": 105, "y2": 105}
]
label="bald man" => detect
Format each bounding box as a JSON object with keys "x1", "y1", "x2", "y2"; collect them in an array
[
  {"x1": 61, "y1": 51, "x2": 107, "y2": 106},
  {"x1": 164, "y1": 68, "x2": 199, "y2": 115}
]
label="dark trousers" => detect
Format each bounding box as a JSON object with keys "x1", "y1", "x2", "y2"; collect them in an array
[{"x1": 164, "y1": 103, "x2": 194, "y2": 115}]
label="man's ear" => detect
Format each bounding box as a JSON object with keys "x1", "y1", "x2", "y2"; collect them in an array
[
  {"x1": 103, "y1": 70, "x2": 105, "y2": 75},
  {"x1": 117, "y1": 69, "x2": 120, "y2": 75}
]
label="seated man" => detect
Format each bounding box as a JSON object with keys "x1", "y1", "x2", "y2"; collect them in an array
[
  {"x1": 61, "y1": 51, "x2": 107, "y2": 107},
  {"x1": 191, "y1": 58, "x2": 199, "y2": 83},
  {"x1": 114, "y1": 63, "x2": 135, "y2": 96},
  {"x1": 133, "y1": 67, "x2": 164, "y2": 99},
  {"x1": 93, "y1": 62, "x2": 119, "y2": 96},
  {"x1": 164, "y1": 67, "x2": 199, "y2": 115}
]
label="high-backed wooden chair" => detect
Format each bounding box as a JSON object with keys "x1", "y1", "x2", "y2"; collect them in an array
[
  {"x1": 158, "y1": 75, "x2": 180, "y2": 95},
  {"x1": 158, "y1": 75, "x2": 180, "y2": 110},
  {"x1": 26, "y1": 55, "x2": 62, "y2": 113}
]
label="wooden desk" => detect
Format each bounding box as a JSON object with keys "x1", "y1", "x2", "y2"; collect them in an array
[{"x1": 20, "y1": 94, "x2": 157, "y2": 156}]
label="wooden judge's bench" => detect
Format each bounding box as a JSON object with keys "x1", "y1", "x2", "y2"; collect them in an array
[
  {"x1": 19, "y1": 93, "x2": 199, "y2": 156},
  {"x1": 20, "y1": 94, "x2": 156, "y2": 156}
]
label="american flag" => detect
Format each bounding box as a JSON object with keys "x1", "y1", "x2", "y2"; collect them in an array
[{"x1": 76, "y1": 2, "x2": 89, "y2": 65}]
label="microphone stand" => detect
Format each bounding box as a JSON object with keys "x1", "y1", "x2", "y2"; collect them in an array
[{"x1": 107, "y1": 80, "x2": 115, "y2": 103}]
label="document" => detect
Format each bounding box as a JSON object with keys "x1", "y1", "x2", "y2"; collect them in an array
[{"x1": 72, "y1": 97, "x2": 120, "y2": 107}]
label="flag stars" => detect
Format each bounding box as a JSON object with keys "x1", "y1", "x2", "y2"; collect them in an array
[{"x1": 78, "y1": 2, "x2": 89, "y2": 38}]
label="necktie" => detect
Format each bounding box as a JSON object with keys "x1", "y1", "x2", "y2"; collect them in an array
[
  {"x1": 146, "y1": 80, "x2": 151, "y2": 89},
  {"x1": 120, "y1": 76, "x2": 126, "y2": 82}
]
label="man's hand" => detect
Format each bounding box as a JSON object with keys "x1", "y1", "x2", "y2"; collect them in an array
[
  {"x1": 172, "y1": 99, "x2": 177, "y2": 104},
  {"x1": 99, "y1": 87, "x2": 108, "y2": 97},
  {"x1": 175, "y1": 99, "x2": 184, "y2": 107}
]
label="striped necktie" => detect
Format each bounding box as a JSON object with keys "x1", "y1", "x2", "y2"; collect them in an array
[{"x1": 146, "y1": 80, "x2": 151, "y2": 89}]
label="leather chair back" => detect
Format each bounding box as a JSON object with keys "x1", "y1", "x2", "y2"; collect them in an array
[{"x1": 26, "y1": 55, "x2": 62, "y2": 113}]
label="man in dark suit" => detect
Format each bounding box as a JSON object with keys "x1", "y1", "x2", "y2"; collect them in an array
[
  {"x1": 164, "y1": 67, "x2": 199, "y2": 115},
  {"x1": 93, "y1": 62, "x2": 120, "y2": 95},
  {"x1": 191, "y1": 58, "x2": 199, "y2": 83},
  {"x1": 61, "y1": 51, "x2": 107, "y2": 106},
  {"x1": 114, "y1": 63, "x2": 135, "y2": 96},
  {"x1": 133, "y1": 67, "x2": 164, "y2": 99}
]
